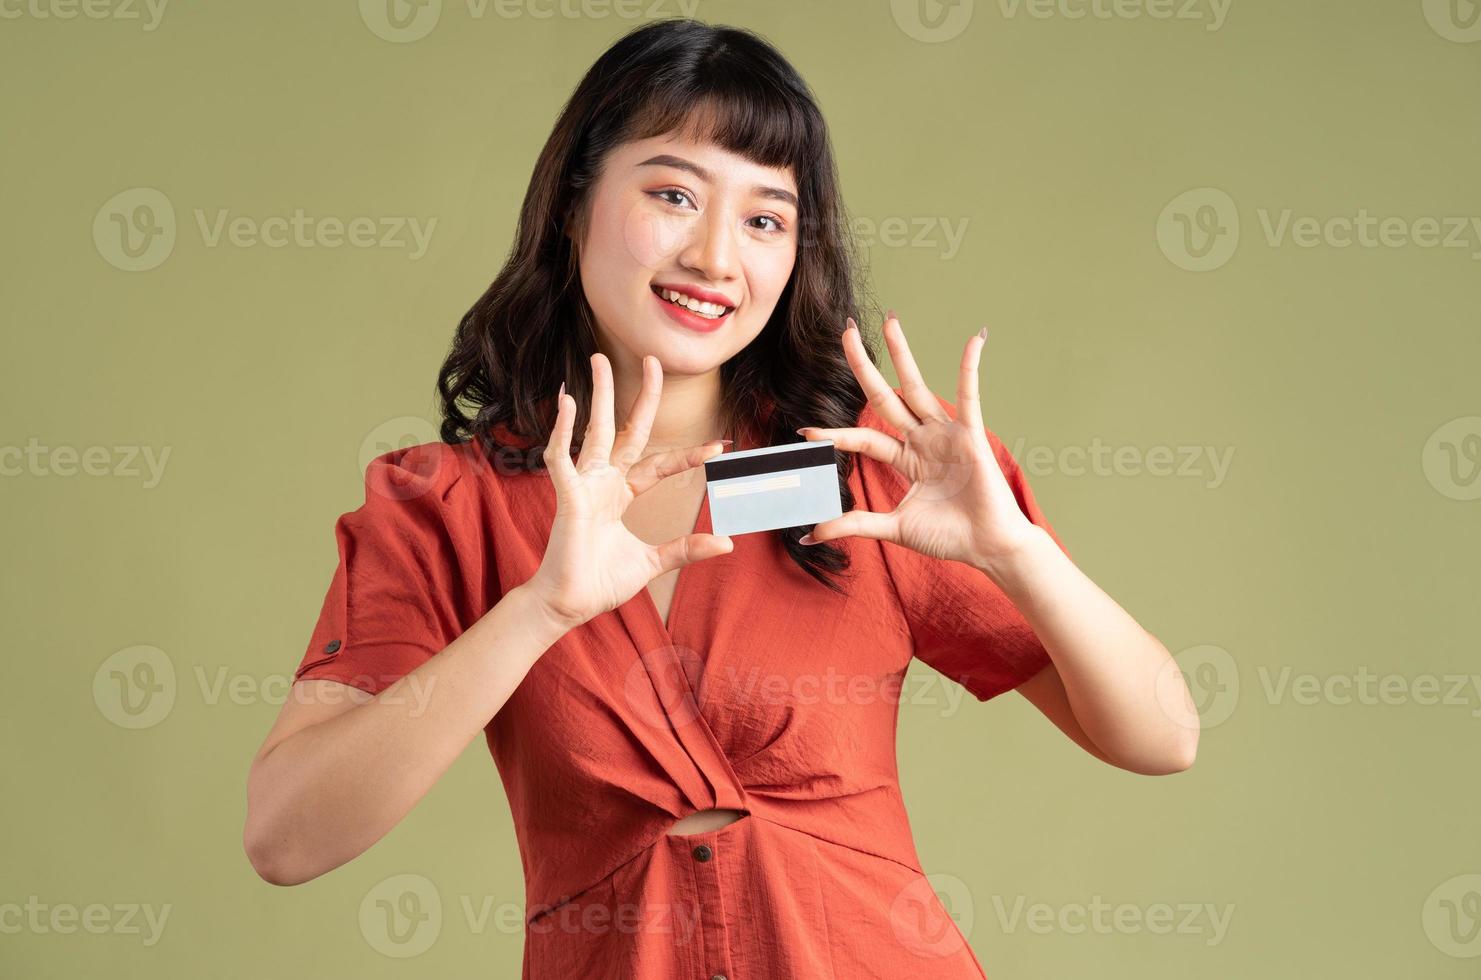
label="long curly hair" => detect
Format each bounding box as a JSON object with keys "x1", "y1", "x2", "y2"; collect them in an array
[{"x1": 436, "y1": 17, "x2": 880, "y2": 593}]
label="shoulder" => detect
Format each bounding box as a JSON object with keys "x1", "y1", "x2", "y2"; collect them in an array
[
  {"x1": 349, "y1": 438, "x2": 513, "y2": 538},
  {"x1": 360, "y1": 440, "x2": 467, "y2": 505}
]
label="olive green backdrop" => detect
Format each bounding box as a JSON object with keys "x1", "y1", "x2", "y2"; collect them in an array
[{"x1": 3, "y1": 0, "x2": 1478, "y2": 976}]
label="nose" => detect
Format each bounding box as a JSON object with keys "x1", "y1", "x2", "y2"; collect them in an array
[{"x1": 677, "y1": 206, "x2": 740, "y2": 284}]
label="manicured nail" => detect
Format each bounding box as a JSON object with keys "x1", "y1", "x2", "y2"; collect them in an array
[
  {"x1": 844, "y1": 317, "x2": 857, "y2": 334},
  {"x1": 795, "y1": 427, "x2": 809, "y2": 435},
  {"x1": 886, "y1": 308, "x2": 897, "y2": 320},
  {"x1": 798, "y1": 533, "x2": 817, "y2": 545},
  {"x1": 718, "y1": 439, "x2": 733, "y2": 445},
  {"x1": 977, "y1": 326, "x2": 988, "y2": 340},
  {"x1": 558, "y1": 381, "x2": 565, "y2": 399}
]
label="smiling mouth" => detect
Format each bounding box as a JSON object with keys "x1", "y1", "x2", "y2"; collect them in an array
[{"x1": 651, "y1": 284, "x2": 736, "y2": 320}]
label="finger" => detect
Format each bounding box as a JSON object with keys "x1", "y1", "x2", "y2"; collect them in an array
[
  {"x1": 627, "y1": 440, "x2": 728, "y2": 497},
  {"x1": 578, "y1": 352, "x2": 615, "y2": 471},
  {"x1": 652, "y1": 532, "x2": 734, "y2": 575},
  {"x1": 803, "y1": 508, "x2": 899, "y2": 546},
  {"x1": 958, "y1": 327, "x2": 988, "y2": 436},
  {"x1": 612, "y1": 354, "x2": 661, "y2": 471},
  {"x1": 882, "y1": 311, "x2": 949, "y2": 424},
  {"x1": 543, "y1": 384, "x2": 579, "y2": 484},
  {"x1": 842, "y1": 317, "x2": 919, "y2": 434},
  {"x1": 796, "y1": 425, "x2": 904, "y2": 471}
]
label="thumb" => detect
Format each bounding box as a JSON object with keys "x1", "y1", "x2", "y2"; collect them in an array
[
  {"x1": 803, "y1": 508, "x2": 898, "y2": 545},
  {"x1": 653, "y1": 533, "x2": 734, "y2": 575}
]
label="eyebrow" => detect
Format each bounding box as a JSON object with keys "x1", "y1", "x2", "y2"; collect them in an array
[{"x1": 637, "y1": 154, "x2": 799, "y2": 211}]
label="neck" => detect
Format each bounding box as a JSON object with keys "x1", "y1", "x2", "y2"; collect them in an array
[{"x1": 610, "y1": 358, "x2": 724, "y2": 453}]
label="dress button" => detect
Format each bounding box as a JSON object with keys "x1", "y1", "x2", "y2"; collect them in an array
[
  {"x1": 324, "y1": 639, "x2": 341, "y2": 654},
  {"x1": 692, "y1": 844, "x2": 713, "y2": 862},
  {"x1": 710, "y1": 975, "x2": 727, "y2": 980}
]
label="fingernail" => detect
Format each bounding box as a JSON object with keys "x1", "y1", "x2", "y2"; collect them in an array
[
  {"x1": 798, "y1": 533, "x2": 817, "y2": 545},
  {"x1": 886, "y1": 308, "x2": 896, "y2": 320},
  {"x1": 977, "y1": 326, "x2": 988, "y2": 340},
  {"x1": 558, "y1": 381, "x2": 565, "y2": 399},
  {"x1": 718, "y1": 439, "x2": 733, "y2": 445},
  {"x1": 843, "y1": 317, "x2": 857, "y2": 334},
  {"x1": 795, "y1": 427, "x2": 809, "y2": 435}
]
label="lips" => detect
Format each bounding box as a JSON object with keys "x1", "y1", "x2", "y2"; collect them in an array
[
  {"x1": 650, "y1": 284, "x2": 737, "y2": 317},
  {"x1": 651, "y1": 282, "x2": 737, "y2": 309},
  {"x1": 651, "y1": 284, "x2": 734, "y2": 333}
]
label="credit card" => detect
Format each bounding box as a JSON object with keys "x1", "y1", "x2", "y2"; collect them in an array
[{"x1": 704, "y1": 440, "x2": 842, "y2": 536}]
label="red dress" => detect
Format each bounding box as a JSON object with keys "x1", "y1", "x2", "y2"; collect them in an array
[{"x1": 292, "y1": 392, "x2": 1068, "y2": 979}]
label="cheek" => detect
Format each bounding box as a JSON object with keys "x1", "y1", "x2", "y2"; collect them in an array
[
  {"x1": 747, "y1": 249, "x2": 797, "y2": 302},
  {"x1": 619, "y1": 201, "x2": 685, "y2": 271}
]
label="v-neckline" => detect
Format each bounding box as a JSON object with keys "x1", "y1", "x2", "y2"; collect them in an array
[{"x1": 639, "y1": 486, "x2": 711, "y2": 640}]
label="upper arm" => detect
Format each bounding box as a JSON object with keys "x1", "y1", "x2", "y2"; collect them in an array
[
  {"x1": 250, "y1": 679, "x2": 373, "y2": 768},
  {"x1": 1015, "y1": 663, "x2": 1116, "y2": 766},
  {"x1": 860, "y1": 392, "x2": 1070, "y2": 703}
]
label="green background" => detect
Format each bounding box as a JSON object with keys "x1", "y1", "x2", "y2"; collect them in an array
[{"x1": 4, "y1": 0, "x2": 1479, "y2": 976}]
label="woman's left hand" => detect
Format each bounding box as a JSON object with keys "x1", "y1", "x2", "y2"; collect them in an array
[{"x1": 797, "y1": 312, "x2": 1040, "y2": 572}]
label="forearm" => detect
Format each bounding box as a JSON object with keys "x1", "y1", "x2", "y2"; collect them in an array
[
  {"x1": 245, "y1": 583, "x2": 575, "y2": 884},
  {"x1": 977, "y1": 527, "x2": 1198, "y2": 773}
]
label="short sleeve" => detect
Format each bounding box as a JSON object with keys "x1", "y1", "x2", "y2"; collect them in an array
[
  {"x1": 293, "y1": 442, "x2": 470, "y2": 696},
  {"x1": 860, "y1": 393, "x2": 1070, "y2": 703}
]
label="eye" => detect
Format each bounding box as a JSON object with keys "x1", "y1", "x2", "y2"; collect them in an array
[
  {"x1": 751, "y1": 214, "x2": 788, "y2": 234},
  {"x1": 650, "y1": 188, "x2": 696, "y2": 210}
]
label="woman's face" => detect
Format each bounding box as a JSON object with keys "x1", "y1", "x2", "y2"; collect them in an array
[{"x1": 572, "y1": 130, "x2": 799, "y2": 379}]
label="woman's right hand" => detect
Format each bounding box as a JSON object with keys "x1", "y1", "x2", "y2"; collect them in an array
[{"x1": 521, "y1": 351, "x2": 734, "y2": 630}]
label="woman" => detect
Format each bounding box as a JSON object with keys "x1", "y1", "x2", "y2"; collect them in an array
[{"x1": 245, "y1": 18, "x2": 1198, "y2": 978}]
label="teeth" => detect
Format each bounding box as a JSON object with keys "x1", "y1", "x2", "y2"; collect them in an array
[{"x1": 660, "y1": 288, "x2": 730, "y2": 318}]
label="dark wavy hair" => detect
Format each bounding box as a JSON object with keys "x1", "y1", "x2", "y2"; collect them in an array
[{"x1": 436, "y1": 17, "x2": 879, "y2": 593}]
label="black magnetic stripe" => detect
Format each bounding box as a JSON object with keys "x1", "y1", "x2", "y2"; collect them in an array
[{"x1": 705, "y1": 443, "x2": 836, "y2": 481}]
